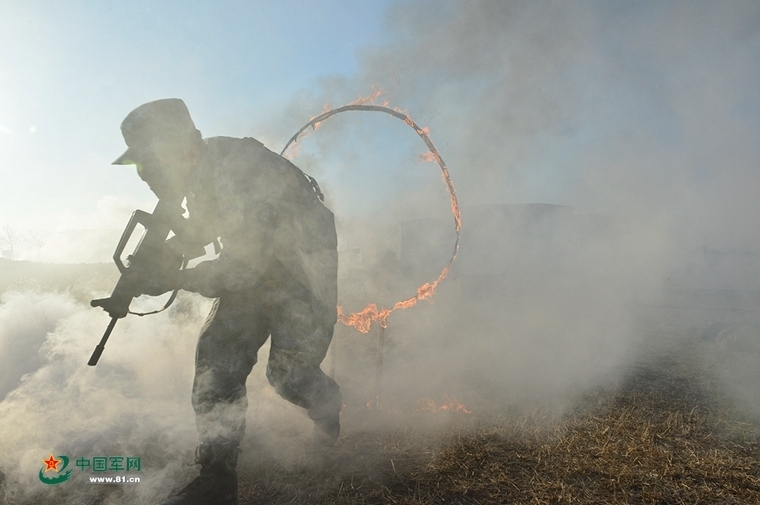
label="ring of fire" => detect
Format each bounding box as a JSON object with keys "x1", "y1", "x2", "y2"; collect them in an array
[{"x1": 281, "y1": 99, "x2": 461, "y2": 333}]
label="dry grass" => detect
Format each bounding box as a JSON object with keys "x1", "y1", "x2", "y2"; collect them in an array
[
  {"x1": 236, "y1": 342, "x2": 760, "y2": 505},
  {"x1": 2, "y1": 260, "x2": 758, "y2": 504},
  {"x1": 2, "y1": 336, "x2": 758, "y2": 504}
]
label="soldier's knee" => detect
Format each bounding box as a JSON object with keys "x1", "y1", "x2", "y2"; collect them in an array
[
  {"x1": 266, "y1": 359, "x2": 308, "y2": 399},
  {"x1": 268, "y1": 362, "x2": 341, "y2": 416},
  {"x1": 192, "y1": 367, "x2": 247, "y2": 413}
]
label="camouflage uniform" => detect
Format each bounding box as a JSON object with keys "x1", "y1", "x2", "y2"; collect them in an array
[{"x1": 179, "y1": 136, "x2": 341, "y2": 447}]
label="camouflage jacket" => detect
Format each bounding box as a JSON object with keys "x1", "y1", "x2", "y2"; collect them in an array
[{"x1": 180, "y1": 136, "x2": 338, "y2": 310}]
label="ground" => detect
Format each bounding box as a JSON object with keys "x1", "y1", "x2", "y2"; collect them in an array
[
  {"x1": 1, "y1": 260, "x2": 759, "y2": 504},
  {"x1": 229, "y1": 337, "x2": 760, "y2": 505}
]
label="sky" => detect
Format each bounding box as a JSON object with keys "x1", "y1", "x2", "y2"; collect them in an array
[
  {"x1": 0, "y1": 0, "x2": 393, "y2": 238},
  {"x1": 1, "y1": 0, "x2": 759, "y2": 265}
]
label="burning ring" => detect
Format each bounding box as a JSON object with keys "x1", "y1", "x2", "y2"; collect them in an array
[{"x1": 281, "y1": 103, "x2": 461, "y2": 333}]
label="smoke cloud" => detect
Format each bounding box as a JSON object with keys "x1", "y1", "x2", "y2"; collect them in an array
[
  {"x1": 0, "y1": 291, "x2": 80, "y2": 401},
  {"x1": 0, "y1": 291, "x2": 199, "y2": 503},
  {"x1": 268, "y1": 0, "x2": 760, "y2": 414},
  {"x1": 0, "y1": 289, "x2": 323, "y2": 503}
]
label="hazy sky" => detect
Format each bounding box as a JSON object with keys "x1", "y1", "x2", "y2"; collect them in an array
[
  {"x1": 2, "y1": 1, "x2": 760, "y2": 263},
  {"x1": 0, "y1": 0, "x2": 393, "y2": 230}
]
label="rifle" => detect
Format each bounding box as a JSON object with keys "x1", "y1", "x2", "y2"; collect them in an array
[{"x1": 88, "y1": 199, "x2": 207, "y2": 366}]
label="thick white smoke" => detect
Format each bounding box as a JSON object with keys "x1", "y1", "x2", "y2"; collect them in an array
[
  {"x1": 0, "y1": 291, "x2": 80, "y2": 400},
  {"x1": 264, "y1": 0, "x2": 760, "y2": 416},
  {"x1": 0, "y1": 291, "x2": 199, "y2": 503},
  {"x1": 0, "y1": 287, "x2": 334, "y2": 504}
]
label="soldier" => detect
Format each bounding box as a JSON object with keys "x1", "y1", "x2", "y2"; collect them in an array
[{"x1": 112, "y1": 98, "x2": 341, "y2": 505}]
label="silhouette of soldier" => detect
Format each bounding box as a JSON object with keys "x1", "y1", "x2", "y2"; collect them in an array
[{"x1": 112, "y1": 98, "x2": 341, "y2": 505}]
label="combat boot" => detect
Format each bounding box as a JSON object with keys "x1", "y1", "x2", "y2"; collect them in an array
[
  {"x1": 310, "y1": 392, "x2": 342, "y2": 448},
  {"x1": 313, "y1": 411, "x2": 340, "y2": 448},
  {"x1": 160, "y1": 443, "x2": 239, "y2": 505}
]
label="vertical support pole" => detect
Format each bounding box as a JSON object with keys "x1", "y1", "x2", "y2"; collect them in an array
[
  {"x1": 375, "y1": 324, "x2": 386, "y2": 409},
  {"x1": 328, "y1": 330, "x2": 337, "y2": 379}
]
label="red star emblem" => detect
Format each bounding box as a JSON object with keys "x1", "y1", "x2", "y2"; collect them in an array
[{"x1": 42, "y1": 454, "x2": 61, "y2": 472}]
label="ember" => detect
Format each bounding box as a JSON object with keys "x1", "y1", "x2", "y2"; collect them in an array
[{"x1": 416, "y1": 394, "x2": 472, "y2": 414}]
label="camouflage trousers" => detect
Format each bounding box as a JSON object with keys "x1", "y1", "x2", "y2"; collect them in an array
[{"x1": 192, "y1": 275, "x2": 340, "y2": 446}]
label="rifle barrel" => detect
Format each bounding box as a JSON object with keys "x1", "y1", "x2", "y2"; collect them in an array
[{"x1": 88, "y1": 316, "x2": 118, "y2": 366}]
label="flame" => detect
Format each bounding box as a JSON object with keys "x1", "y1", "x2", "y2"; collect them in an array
[
  {"x1": 282, "y1": 140, "x2": 302, "y2": 160},
  {"x1": 419, "y1": 150, "x2": 440, "y2": 163},
  {"x1": 416, "y1": 394, "x2": 471, "y2": 414},
  {"x1": 338, "y1": 262, "x2": 454, "y2": 333},
  {"x1": 338, "y1": 107, "x2": 460, "y2": 333},
  {"x1": 337, "y1": 303, "x2": 392, "y2": 333},
  {"x1": 311, "y1": 103, "x2": 331, "y2": 131},
  {"x1": 349, "y1": 84, "x2": 388, "y2": 106},
  {"x1": 285, "y1": 104, "x2": 332, "y2": 157}
]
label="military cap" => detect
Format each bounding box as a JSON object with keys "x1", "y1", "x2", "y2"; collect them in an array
[{"x1": 113, "y1": 98, "x2": 199, "y2": 165}]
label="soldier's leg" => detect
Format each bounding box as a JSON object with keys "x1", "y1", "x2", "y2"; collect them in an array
[
  {"x1": 265, "y1": 282, "x2": 342, "y2": 444},
  {"x1": 192, "y1": 290, "x2": 269, "y2": 447},
  {"x1": 162, "y1": 291, "x2": 268, "y2": 505}
]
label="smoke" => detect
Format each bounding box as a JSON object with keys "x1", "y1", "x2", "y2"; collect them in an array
[
  {"x1": 0, "y1": 248, "x2": 379, "y2": 503},
  {"x1": 277, "y1": 1, "x2": 760, "y2": 237},
  {"x1": 0, "y1": 289, "x2": 320, "y2": 504},
  {"x1": 0, "y1": 291, "x2": 193, "y2": 502},
  {"x1": 267, "y1": 1, "x2": 760, "y2": 415},
  {"x1": 0, "y1": 291, "x2": 80, "y2": 400}
]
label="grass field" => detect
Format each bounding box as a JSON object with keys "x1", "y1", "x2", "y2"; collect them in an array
[
  {"x1": 46, "y1": 336, "x2": 757, "y2": 505},
  {"x1": 229, "y1": 336, "x2": 760, "y2": 504},
  {"x1": 0, "y1": 258, "x2": 115, "y2": 302}
]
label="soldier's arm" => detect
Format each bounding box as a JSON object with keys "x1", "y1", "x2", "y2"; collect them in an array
[{"x1": 179, "y1": 199, "x2": 277, "y2": 298}]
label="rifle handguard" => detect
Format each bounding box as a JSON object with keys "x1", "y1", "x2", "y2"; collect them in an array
[
  {"x1": 89, "y1": 199, "x2": 221, "y2": 365},
  {"x1": 90, "y1": 297, "x2": 129, "y2": 319}
]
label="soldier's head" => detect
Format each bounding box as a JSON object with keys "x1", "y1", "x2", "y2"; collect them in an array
[{"x1": 113, "y1": 98, "x2": 203, "y2": 200}]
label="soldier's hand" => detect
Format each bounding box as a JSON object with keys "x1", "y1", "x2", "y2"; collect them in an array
[
  {"x1": 121, "y1": 269, "x2": 180, "y2": 297},
  {"x1": 142, "y1": 269, "x2": 180, "y2": 296}
]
